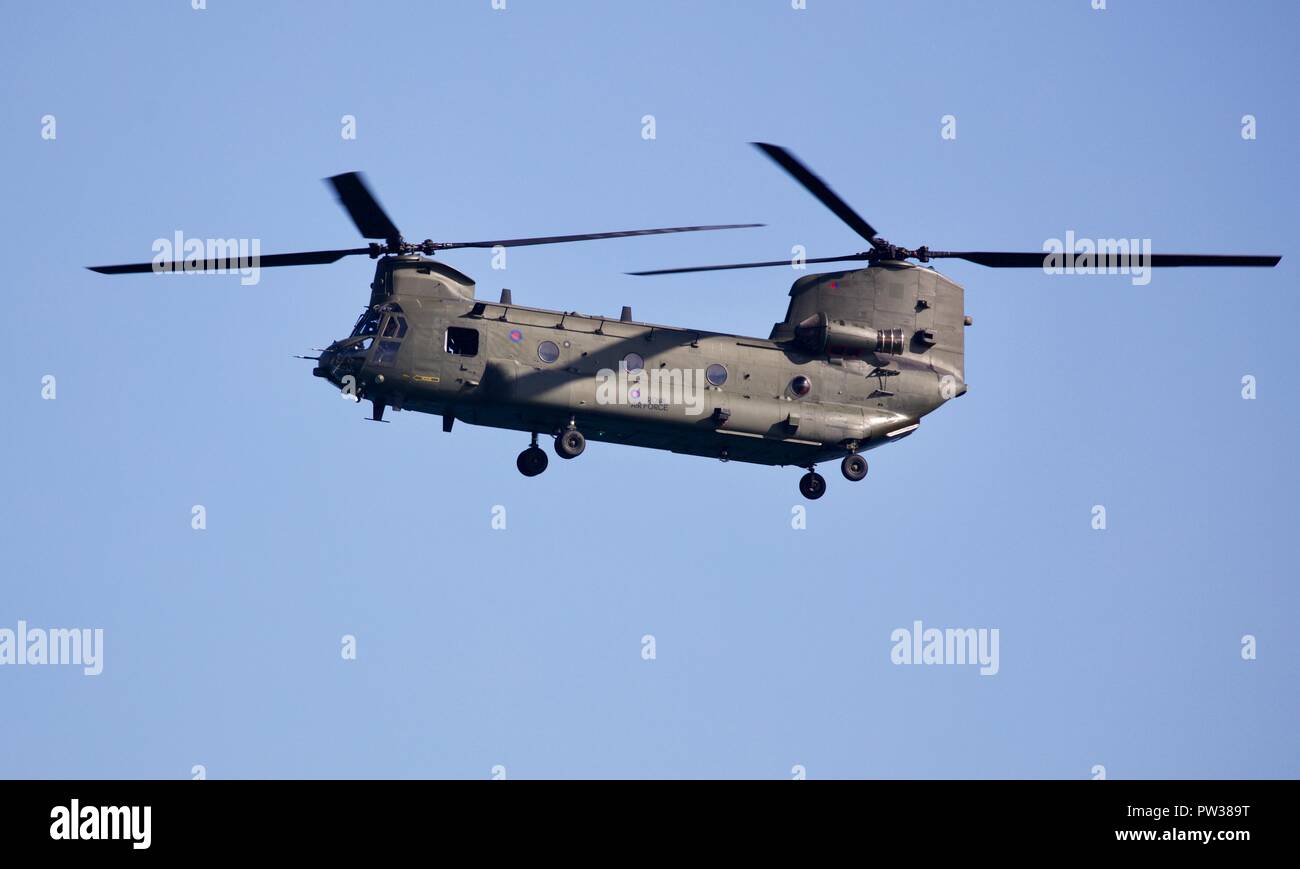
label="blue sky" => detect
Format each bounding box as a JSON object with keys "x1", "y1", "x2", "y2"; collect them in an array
[{"x1": 1, "y1": 0, "x2": 1296, "y2": 778}]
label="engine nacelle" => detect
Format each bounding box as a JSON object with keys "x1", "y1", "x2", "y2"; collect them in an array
[{"x1": 794, "y1": 312, "x2": 905, "y2": 356}]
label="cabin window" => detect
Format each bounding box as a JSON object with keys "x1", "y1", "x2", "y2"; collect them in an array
[
  {"x1": 537, "y1": 340, "x2": 560, "y2": 364},
  {"x1": 789, "y1": 375, "x2": 812, "y2": 397},
  {"x1": 623, "y1": 352, "x2": 644, "y2": 373},
  {"x1": 705, "y1": 363, "x2": 728, "y2": 387},
  {"x1": 446, "y1": 327, "x2": 479, "y2": 357}
]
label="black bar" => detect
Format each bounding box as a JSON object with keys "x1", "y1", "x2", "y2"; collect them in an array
[{"x1": 0, "y1": 779, "x2": 1286, "y2": 855}]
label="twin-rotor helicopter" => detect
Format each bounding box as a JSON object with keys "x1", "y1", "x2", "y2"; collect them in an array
[{"x1": 91, "y1": 144, "x2": 1280, "y2": 498}]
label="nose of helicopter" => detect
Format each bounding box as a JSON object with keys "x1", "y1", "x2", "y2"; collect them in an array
[
  {"x1": 312, "y1": 349, "x2": 333, "y2": 379},
  {"x1": 313, "y1": 338, "x2": 370, "y2": 390},
  {"x1": 313, "y1": 343, "x2": 343, "y2": 383}
]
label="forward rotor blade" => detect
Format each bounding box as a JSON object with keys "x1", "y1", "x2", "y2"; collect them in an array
[
  {"x1": 628, "y1": 252, "x2": 870, "y2": 276},
  {"x1": 934, "y1": 251, "x2": 1282, "y2": 268},
  {"x1": 1131, "y1": 253, "x2": 1279, "y2": 267},
  {"x1": 751, "y1": 143, "x2": 880, "y2": 245},
  {"x1": 327, "y1": 172, "x2": 401, "y2": 242},
  {"x1": 435, "y1": 224, "x2": 764, "y2": 250},
  {"x1": 87, "y1": 247, "x2": 370, "y2": 274},
  {"x1": 931, "y1": 251, "x2": 1052, "y2": 268}
]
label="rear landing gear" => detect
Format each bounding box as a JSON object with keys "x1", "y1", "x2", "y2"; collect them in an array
[
  {"x1": 798, "y1": 469, "x2": 827, "y2": 500},
  {"x1": 841, "y1": 453, "x2": 868, "y2": 482},
  {"x1": 517, "y1": 433, "x2": 548, "y2": 477},
  {"x1": 555, "y1": 427, "x2": 586, "y2": 460}
]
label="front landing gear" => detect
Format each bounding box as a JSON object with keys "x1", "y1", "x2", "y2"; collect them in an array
[
  {"x1": 798, "y1": 468, "x2": 827, "y2": 500},
  {"x1": 517, "y1": 433, "x2": 548, "y2": 477}
]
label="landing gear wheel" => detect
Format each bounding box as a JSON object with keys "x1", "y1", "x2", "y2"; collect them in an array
[
  {"x1": 555, "y1": 428, "x2": 586, "y2": 459},
  {"x1": 841, "y1": 454, "x2": 868, "y2": 482},
  {"x1": 516, "y1": 446, "x2": 548, "y2": 477},
  {"x1": 799, "y1": 471, "x2": 827, "y2": 500}
]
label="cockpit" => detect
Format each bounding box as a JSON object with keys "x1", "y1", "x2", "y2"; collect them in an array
[{"x1": 312, "y1": 302, "x2": 410, "y2": 386}]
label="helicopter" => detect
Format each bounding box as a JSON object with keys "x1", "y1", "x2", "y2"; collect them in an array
[{"x1": 90, "y1": 144, "x2": 1280, "y2": 499}]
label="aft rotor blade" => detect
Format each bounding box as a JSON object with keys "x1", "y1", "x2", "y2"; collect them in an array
[
  {"x1": 434, "y1": 223, "x2": 764, "y2": 250},
  {"x1": 628, "y1": 252, "x2": 870, "y2": 276},
  {"x1": 751, "y1": 143, "x2": 880, "y2": 245},
  {"x1": 87, "y1": 247, "x2": 370, "y2": 274},
  {"x1": 934, "y1": 251, "x2": 1282, "y2": 268},
  {"x1": 327, "y1": 172, "x2": 402, "y2": 241}
]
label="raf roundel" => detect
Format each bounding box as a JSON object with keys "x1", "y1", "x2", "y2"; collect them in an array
[{"x1": 509, "y1": 329, "x2": 524, "y2": 343}]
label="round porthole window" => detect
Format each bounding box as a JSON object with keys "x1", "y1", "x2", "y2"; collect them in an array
[
  {"x1": 623, "y1": 353, "x2": 644, "y2": 373},
  {"x1": 705, "y1": 363, "x2": 728, "y2": 387},
  {"x1": 790, "y1": 375, "x2": 812, "y2": 397},
  {"x1": 538, "y1": 340, "x2": 560, "y2": 363}
]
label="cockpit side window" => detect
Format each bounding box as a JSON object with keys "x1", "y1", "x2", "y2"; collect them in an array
[
  {"x1": 359, "y1": 306, "x2": 408, "y2": 368},
  {"x1": 372, "y1": 340, "x2": 401, "y2": 368}
]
